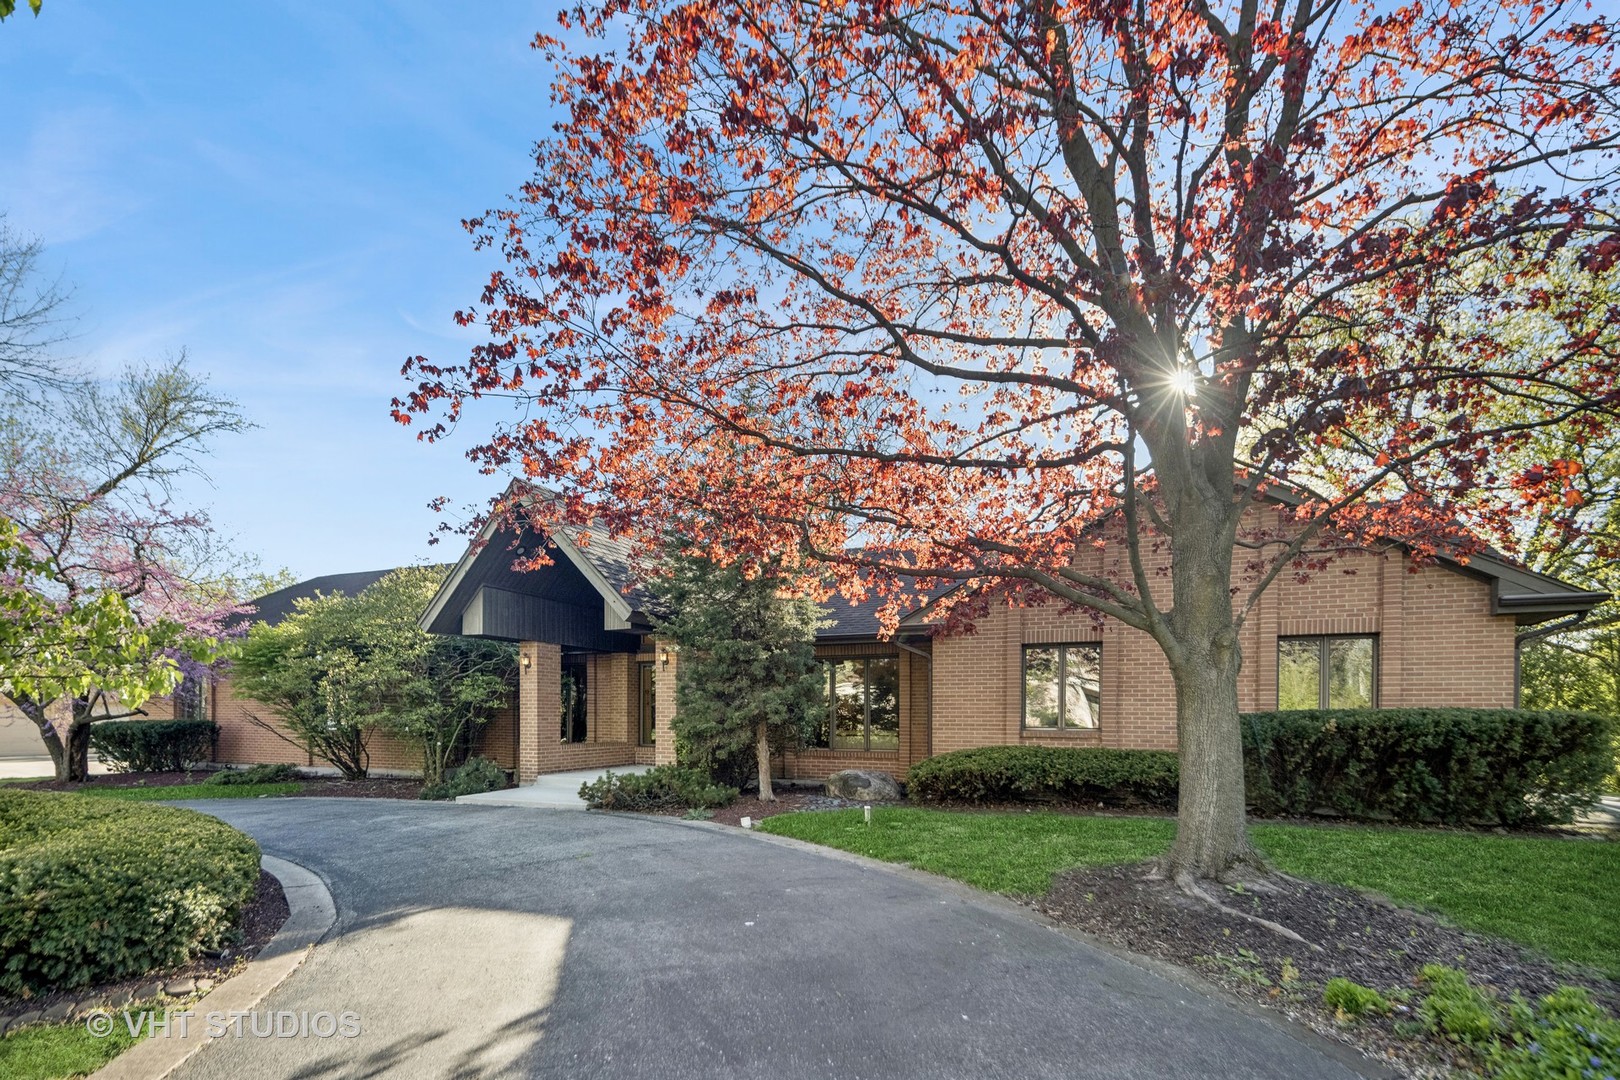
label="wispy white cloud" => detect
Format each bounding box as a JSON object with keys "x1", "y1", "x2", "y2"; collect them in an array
[{"x1": 8, "y1": 106, "x2": 150, "y2": 244}]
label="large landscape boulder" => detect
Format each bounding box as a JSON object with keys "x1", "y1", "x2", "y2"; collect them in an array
[{"x1": 824, "y1": 769, "x2": 901, "y2": 802}]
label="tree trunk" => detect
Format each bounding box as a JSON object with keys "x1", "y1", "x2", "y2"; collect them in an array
[
  {"x1": 755, "y1": 720, "x2": 775, "y2": 801},
  {"x1": 1162, "y1": 635, "x2": 1258, "y2": 880},
  {"x1": 63, "y1": 717, "x2": 92, "y2": 783},
  {"x1": 1159, "y1": 502, "x2": 1263, "y2": 883},
  {"x1": 14, "y1": 696, "x2": 70, "y2": 781}
]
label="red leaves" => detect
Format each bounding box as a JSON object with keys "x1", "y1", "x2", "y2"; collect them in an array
[
  {"x1": 1581, "y1": 237, "x2": 1620, "y2": 274},
  {"x1": 397, "y1": 0, "x2": 1620, "y2": 624}
]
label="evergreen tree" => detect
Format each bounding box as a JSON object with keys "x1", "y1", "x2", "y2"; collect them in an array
[{"x1": 650, "y1": 549, "x2": 826, "y2": 800}]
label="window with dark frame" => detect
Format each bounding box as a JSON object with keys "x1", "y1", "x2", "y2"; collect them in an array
[
  {"x1": 1277, "y1": 635, "x2": 1376, "y2": 710},
  {"x1": 173, "y1": 674, "x2": 207, "y2": 723},
  {"x1": 561, "y1": 658, "x2": 588, "y2": 743},
  {"x1": 1021, "y1": 644, "x2": 1102, "y2": 730},
  {"x1": 637, "y1": 661, "x2": 656, "y2": 746},
  {"x1": 808, "y1": 656, "x2": 900, "y2": 751}
]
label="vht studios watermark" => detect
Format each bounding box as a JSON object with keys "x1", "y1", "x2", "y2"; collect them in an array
[{"x1": 84, "y1": 1008, "x2": 362, "y2": 1041}]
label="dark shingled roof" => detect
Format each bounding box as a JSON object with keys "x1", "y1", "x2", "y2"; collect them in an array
[
  {"x1": 242, "y1": 569, "x2": 403, "y2": 628},
  {"x1": 816, "y1": 590, "x2": 917, "y2": 640}
]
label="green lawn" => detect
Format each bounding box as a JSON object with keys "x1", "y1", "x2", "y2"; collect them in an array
[
  {"x1": 72, "y1": 782, "x2": 302, "y2": 801},
  {"x1": 0, "y1": 1020, "x2": 140, "y2": 1080},
  {"x1": 758, "y1": 808, "x2": 1620, "y2": 977}
]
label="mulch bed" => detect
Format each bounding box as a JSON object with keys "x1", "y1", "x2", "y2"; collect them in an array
[
  {"x1": 707, "y1": 788, "x2": 861, "y2": 826},
  {"x1": 0, "y1": 869, "x2": 289, "y2": 1015},
  {"x1": 1037, "y1": 862, "x2": 1619, "y2": 1076},
  {"x1": 18, "y1": 770, "x2": 216, "y2": 791},
  {"x1": 289, "y1": 776, "x2": 424, "y2": 799},
  {"x1": 15, "y1": 770, "x2": 424, "y2": 799}
]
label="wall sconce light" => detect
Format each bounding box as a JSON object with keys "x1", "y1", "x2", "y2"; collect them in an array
[
  {"x1": 520, "y1": 654, "x2": 531, "y2": 669},
  {"x1": 659, "y1": 648, "x2": 671, "y2": 667}
]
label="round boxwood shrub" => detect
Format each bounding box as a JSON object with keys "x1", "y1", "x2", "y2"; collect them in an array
[
  {"x1": 906, "y1": 745, "x2": 1181, "y2": 807},
  {"x1": 0, "y1": 790, "x2": 260, "y2": 998}
]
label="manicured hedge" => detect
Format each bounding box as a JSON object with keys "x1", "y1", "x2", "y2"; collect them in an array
[
  {"x1": 908, "y1": 709, "x2": 1612, "y2": 826},
  {"x1": 906, "y1": 745, "x2": 1180, "y2": 807},
  {"x1": 0, "y1": 790, "x2": 260, "y2": 997},
  {"x1": 579, "y1": 765, "x2": 737, "y2": 811},
  {"x1": 90, "y1": 719, "x2": 218, "y2": 773},
  {"x1": 1242, "y1": 708, "x2": 1614, "y2": 826}
]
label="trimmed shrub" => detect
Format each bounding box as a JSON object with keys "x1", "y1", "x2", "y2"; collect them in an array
[
  {"x1": 1417, "y1": 965, "x2": 1500, "y2": 1045},
  {"x1": 419, "y1": 756, "x2": 510, "y2": 801},
  {"x1": 1242, "y1": 709, "x2": 1614, "y2": 825},
  {"x1": 0, "y1": 790, "x2": 260, "y2": 997},
  {"x1": 905, "y1": 710, "x2": 1609, "y2": 825},
  {"x1": 579, "y1": 766, "x2": 738, "y2": 811},
  {"x1": 90, "y1": 719, "x2": 217, "y2": 774},
  {"x1": 204, "y1": 763, "x2": 300, "y2": 786},
  {"x1": 906, "y1": 746, "x2": 1180, "y2": 807},
  {"x1": 1323, "y1": 977, "x2": 1392, "y2": 1019}
]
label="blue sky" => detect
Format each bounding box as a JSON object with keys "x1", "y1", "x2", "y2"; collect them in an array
[{"x1": 0, "y1": 2, "x2": 558, "y2": 580}]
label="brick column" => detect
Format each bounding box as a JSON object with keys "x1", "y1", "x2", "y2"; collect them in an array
[
  {"x1": 1377, "y1": 550, "x2": 1404, "y2": 707},
  {"x1": 519, "y1": 641, "x2": 562, "y2": 783},
  {"x1": 653, "y1": 640, "x2": 679, "y2": 767}
]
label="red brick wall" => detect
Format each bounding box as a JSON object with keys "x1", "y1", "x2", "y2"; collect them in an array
[
  {"x1": 204, "y1": 533, "x2": 1511, "y2": 786},
  {"x1": 930, "y1": 540, "x2": 1517, "y2": 757}
]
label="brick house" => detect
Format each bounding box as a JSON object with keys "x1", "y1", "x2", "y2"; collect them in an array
[
  {"x1": 191, "y1": 515, "x2": 1603, "y2": 783},
  {"x1": 407, "y1": 511, "x2": 1603, "y2": 785}
]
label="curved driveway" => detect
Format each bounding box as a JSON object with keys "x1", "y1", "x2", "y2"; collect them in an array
[{"x1": 172, "y1": 800, "x2": 1370, "y2": 1080}]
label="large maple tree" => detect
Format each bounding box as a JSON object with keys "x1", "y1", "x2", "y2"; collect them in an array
[{"x1": 399, "y1": 0, "x2": 1620, "y2": 882}]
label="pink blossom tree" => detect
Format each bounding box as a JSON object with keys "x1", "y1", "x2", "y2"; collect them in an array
[{"x1": 0, "y1": 356, "x2": 253, "y2": 780}]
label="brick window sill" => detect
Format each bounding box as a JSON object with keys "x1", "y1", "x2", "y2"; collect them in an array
[{"x1": 796, "y1": 748, "x2": 901, "y2": 757}]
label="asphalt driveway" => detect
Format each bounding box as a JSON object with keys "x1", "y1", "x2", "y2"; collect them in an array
[{"x1": 170, "y1": 800, "x2": 1372, "y2": 1080}]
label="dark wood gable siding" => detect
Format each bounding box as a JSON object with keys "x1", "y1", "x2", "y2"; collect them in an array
[
  {"x1": 461, "y1": 585, "x2": 638, "y2": 650},
  {"x1": 426, "y1": 528, "x2": 639, "y2": 651}
]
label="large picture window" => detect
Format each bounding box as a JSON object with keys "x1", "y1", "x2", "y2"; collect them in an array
[
  {"x1": 809, "y1": 656, "x2": 900, "y2": 751},
  {"x1": 1022, "y1": 645, "x2": 1101, "y2": 730},
  {"x1": 1278, "y1": 636, "x2": 1376, "y2": 710}
]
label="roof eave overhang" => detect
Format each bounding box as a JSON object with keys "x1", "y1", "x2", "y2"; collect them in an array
[
  {"x1": 419, "y1": 513, "x2": 502, "y2": 635},
  {"x1": 1491, "y1": 581, "x2": 1610, "y2": 625}
]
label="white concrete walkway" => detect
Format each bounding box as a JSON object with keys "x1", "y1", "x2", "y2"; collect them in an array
[{"x1": 455, "y1": 764, "x2": 654, "y2": 809}]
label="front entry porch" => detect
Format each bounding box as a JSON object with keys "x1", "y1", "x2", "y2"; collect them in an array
[
  {"x1": 514, "y1": 641, "x2": 673, "y2": 783},
  {"x1": 457, "y1": 763, "x2": 655, "y2": 810}
]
